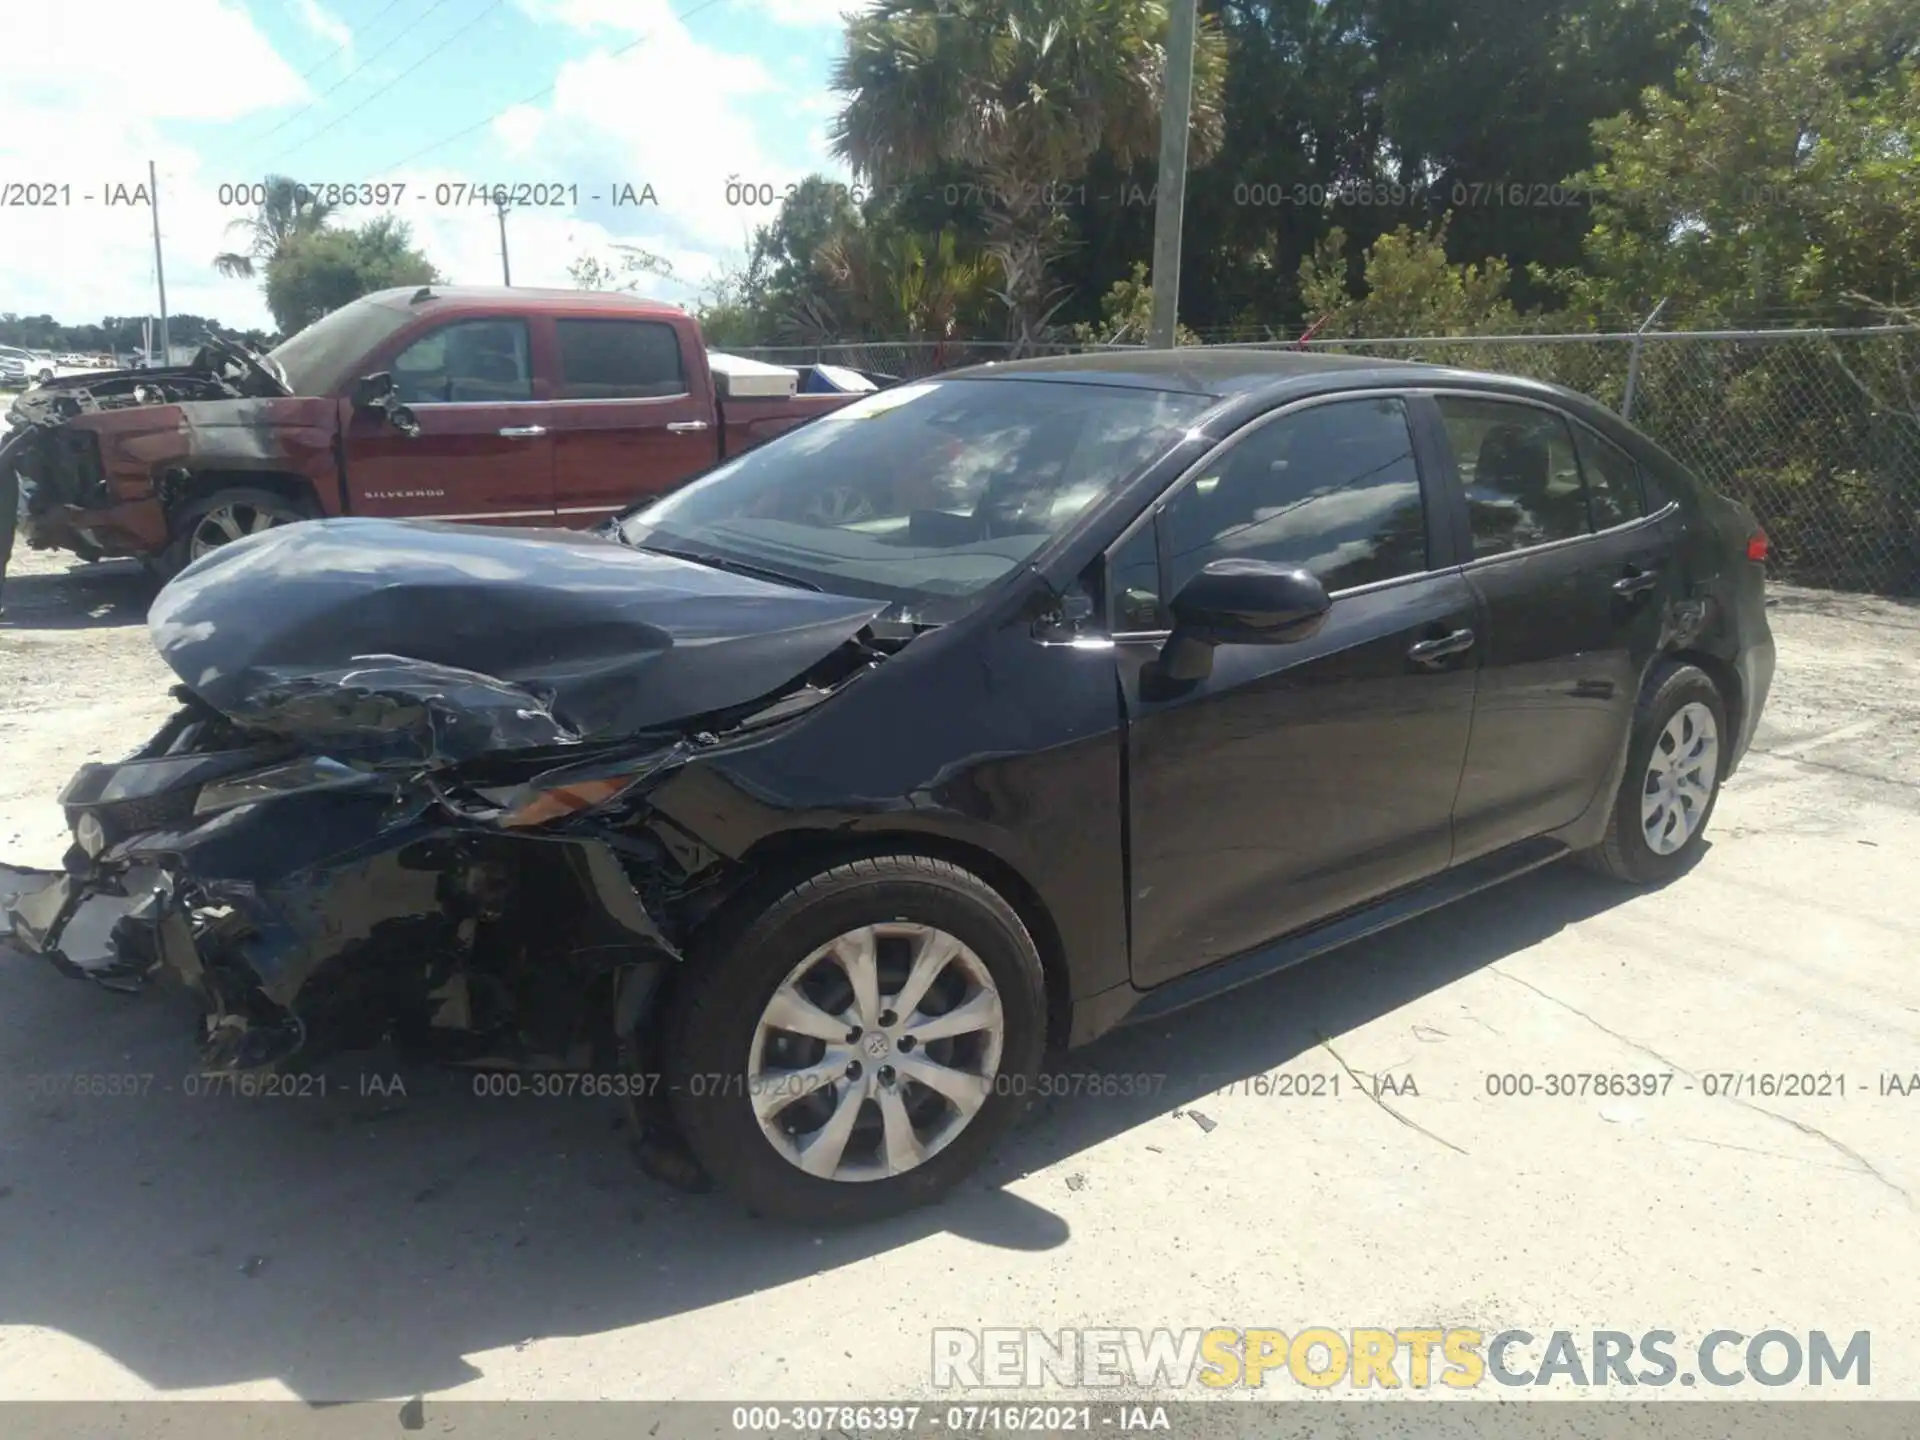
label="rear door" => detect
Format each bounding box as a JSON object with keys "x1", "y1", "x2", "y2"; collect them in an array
[
  {"x1": 1113, "y1": 392, "x2": 1480, "y2": 989},
  {"x1": 342, "y1": 315, "x2": 556, "y2": 526},
  {"x1": 1428, "y1": 392, "x2": 1675, "y2": 862},
  {"x1": 541, "y1": 315, "x2": 717, "y2": 527}
]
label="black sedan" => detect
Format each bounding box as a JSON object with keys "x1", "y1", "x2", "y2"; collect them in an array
[{"x1": 1, "y1": 350, "x2": 1774, "y2": 1224}]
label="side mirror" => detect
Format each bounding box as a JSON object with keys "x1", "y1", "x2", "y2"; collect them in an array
[
  {"x1": 1155, "y1": 559, "x2": 1331, "y2": 684},
  {"x1": 351, "y1": 372, "x2": 395, "y2": 410},
  {"x1": 350, "y1": 373, "x2": 421, "y2": 438}
]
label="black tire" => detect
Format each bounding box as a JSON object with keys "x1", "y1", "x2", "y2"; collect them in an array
[
  {"x1": 665, "y1": 854, "x2": 1046, "y2": 1225},
  {"x1": 159, "y1": 486, "x2": 309, "y2": 580},
  {"x1": 1580, "y1": 662, "x2": 1728, "y2": 885}
]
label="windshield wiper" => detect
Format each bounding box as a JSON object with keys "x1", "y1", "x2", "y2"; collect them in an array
[{"x1": 637, "y1": 543, "x2": 822, "y2": 592}]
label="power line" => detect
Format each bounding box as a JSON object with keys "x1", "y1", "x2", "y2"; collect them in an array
[
  {"x1": 293, "y1": 0, "x2": 410, "y2": 81},
  {"x1": 265, "y1": 0, "x2": 514, "y2": 165},
  {"x1": 368, "y1": 0, "x2": 733, "y2": 177},
  {"x1": 243, "y1": 0, "x2": 461, "y2": 157}
]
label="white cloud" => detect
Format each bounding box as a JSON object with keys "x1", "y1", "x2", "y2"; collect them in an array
[
  {"x1": 0, "y1": 1, "x2": 310, "y2": 331},
  {"x1": 743, "y1": 0, "x2": 878, "y2": 27},
  {"x1": 291, "y1": 0, "x2": 353, "y2": 52},
  {"x1": 0, "y1": 1, "x2": 307, "y2": 121},
  {"x1": 0, "y1": 0, "x2": 849, "y2": 336},
  {"x1": 488, "y1": 0, "x2": 825, "y2": 279},
  {"x1": 519, "y1": 0, "x2": 873, "y2": 34}
]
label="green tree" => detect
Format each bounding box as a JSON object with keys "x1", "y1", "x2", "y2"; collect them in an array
[
  {"x1": 832, "y1": 0, "x2": 1229, "y2": 349},
  {"x1": 263, "y1": 218, "x2": 442, "y2": 335},
  {"x1": 806, "y1": 224, "x2": 996, "y2": 342},
  {"x1": 213, "y1": 175, "x2": 338, "y2": 280},
  {"x1": 1556, "y1": 0, "x2": 1920, "y2": 326},
  {"x1": 1298, "y1": 220, "x2": 1521, "y2": 338},
  {"x1": 1069, "y1": 260, "x2": 1202, "y2": 345}
]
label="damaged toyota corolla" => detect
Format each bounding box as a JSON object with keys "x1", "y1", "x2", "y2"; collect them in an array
[{"x1": 2, "y1": 353, "x2": 1775, "y2": 1223}]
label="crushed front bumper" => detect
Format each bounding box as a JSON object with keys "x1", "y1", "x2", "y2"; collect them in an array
[{"x1": 3, "y1": 753, "x2": 692, "y2": 1075}]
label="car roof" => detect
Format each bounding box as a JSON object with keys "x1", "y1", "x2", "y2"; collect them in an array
[
  {"x1": 947, "y1": 344, "x2": 1626, "y2": 418},
  {"x1": 352, "y1": 285, "x2": 687, "y2": 319},
  {"x1": 949, "y1": 346, "x2": 1439, "y2": 396}
]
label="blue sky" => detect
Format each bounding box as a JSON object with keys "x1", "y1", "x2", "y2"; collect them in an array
[{"x1": 0, "y1": 0, "x2": 870, "y2": 333}]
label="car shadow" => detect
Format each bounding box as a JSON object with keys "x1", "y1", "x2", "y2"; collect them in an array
[
  {"x1": 0, "y1": 859, "x2": 1638, "y2": 1399},
  {"x1": 0, "y1": 559, "x2": 154, "y2": 631}
]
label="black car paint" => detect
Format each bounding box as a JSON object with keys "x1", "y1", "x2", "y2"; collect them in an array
[
  {"x1": 150, "y1": 517, "x2": 889, "y2": 761},
  {"x1": 4, "y1": 352, "x2": 1774, "y2": 1083}
]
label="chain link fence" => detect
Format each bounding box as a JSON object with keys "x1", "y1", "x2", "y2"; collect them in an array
[{"x1": 733, "y1": 328, "x2": 1920, "y2": 596}]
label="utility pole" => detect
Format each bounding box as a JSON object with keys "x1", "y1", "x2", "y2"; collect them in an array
[
  {"x1": 495, "y1": 195, "x2": 512, "y2": 286},
  {"x1": 149, "y1": 159, "x2": 171, "y2": 363},
  {"x1": 1148, "y1": 0, "x2": 1198, "y2": 350}
]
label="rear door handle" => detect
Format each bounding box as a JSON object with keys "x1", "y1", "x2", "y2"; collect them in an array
[
  {"x1": 666, "y1": 420, "x2": 711, "y2": 433},
  {"x1": 1613, "y1": 566, "x2": 1660, "y2": 597},
  {"x1": 498, "y1": 425, "x2": 547, "y2": 438},
  {"x1": 1407, "y1": 628, "x2": 1476, "y2": 665}
]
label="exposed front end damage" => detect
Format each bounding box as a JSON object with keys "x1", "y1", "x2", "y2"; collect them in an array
[
  {"x1": 2, "y1": 519, "x2": 897, "y2": 1098},
  {"x1": 1, "y1": 339, "x2": 303, "y2": 559}
]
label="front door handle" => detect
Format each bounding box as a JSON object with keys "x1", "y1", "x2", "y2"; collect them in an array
[
  {"x1": 498, "y1": 425, "x2": 547, "y2": 438},
  {"x1": 1613, "y1": 566, "x2": 1660, "y2": 597},
  {"x1": 1407, "y1": 628, "x2": 1476, "y2": 666},
  {"x1": 666, "y1": 420, "x2": 711, "y2": 433}
]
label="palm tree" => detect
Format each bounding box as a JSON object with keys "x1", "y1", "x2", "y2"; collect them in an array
[
  {"x1": 213, "y1": 175, "x2": 337, "y2": 280},
  {"x1": 809, "y1": 224, "x2": 995, "y2": 342},
  {"x1": 832, "y1": 0, "x2": 1227, "y2": 351}
]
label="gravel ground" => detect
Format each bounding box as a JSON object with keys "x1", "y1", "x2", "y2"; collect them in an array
[{"x1": 0, "y1": 542, "x2": 1917, "y2": 1414}]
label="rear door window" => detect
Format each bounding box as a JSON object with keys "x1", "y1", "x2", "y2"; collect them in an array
[
  {"x1": 555, "y1": 319, "x2": 687, "y2": 400},
  {"x1": 1574, "y1": 423, "x2": 1648, "y2": 530},
  {"x1": 1433, "y1": 396, "x2": 1589, "y2": 558}
]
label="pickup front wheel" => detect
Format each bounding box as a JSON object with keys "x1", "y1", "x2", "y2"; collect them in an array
[{"x1": 161, "y1": 487, "x2": 310, "y2": 579}]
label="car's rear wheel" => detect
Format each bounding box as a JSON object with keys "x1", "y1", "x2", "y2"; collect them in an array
[
  {"x1": 1581, "y1": 662, "x2": 1727, "y2": 885},
  {"x1": 665, "y1": 854, "x2": 1046, "y2": 1224},
  {"x1": 161, "y1": 487, "x2": 308, "y2": 579}
]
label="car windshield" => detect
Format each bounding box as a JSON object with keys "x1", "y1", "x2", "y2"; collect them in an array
[
  {"x1": 266, "y1": 295, "x2": 418, "y2": 394},
  {"x1": 617, "y1": 377, "x2": 1212, "y2": 621}
]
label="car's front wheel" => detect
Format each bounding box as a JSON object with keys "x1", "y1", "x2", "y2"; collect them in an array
[
  {"x1": 1582, "y1": 661, "x2": 1728, "y2": 885},
  {"x1": 666, "y1": 854, "x2": 1046, "y2": 1224}
]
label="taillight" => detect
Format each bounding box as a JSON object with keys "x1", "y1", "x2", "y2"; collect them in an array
[{"x1": 1746, "y1": 528, "x2": 1769, "y2": 564}]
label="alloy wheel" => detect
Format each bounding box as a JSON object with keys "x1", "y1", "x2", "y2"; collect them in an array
[
  {"x1": 189, "y1": 501, "x2": 289, "y2": 559},
  {"x1": 747, "y1": 922, "x2": 1005, "y2": 1183},
  {"x1": 1641, "y1": 700, "x2": 1719, "y2": 856}
]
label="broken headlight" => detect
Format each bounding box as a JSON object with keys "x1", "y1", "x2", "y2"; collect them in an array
[{"x1": 191, "y1": 756, "x2": 375, "y2": 816}]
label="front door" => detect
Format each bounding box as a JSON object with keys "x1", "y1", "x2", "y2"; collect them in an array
[
  {"x1": 1115, "y1": 394, "x2": 1479, "y2": 990},
  {"x1": 1429, "y1": 393, "x2": 1675, "y2": 862},
  {"x1": 343, "y1": 315, "x2": 555, "y2": 526}
]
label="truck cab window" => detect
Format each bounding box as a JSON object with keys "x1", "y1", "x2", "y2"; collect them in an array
[
  {"x1": 392, "y1": 320, "x2": 533, "y2": 405},
  {"x1": 556, "y1": 319, "x2": 686, "y2": 400}
]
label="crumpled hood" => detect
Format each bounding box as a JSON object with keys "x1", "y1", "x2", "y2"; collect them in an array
[{"x1": 147, "y1": 517, "x2": 888, "y2": 761}]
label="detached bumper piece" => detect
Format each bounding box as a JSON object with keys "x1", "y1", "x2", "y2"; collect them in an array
[{"x1": 1, "y1": 861, "x2": 183, "y2": 991}]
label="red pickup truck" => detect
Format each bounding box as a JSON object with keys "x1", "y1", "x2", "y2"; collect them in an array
[{"x1": 4, "y1": 287, "x2": 871, "y2": 577}]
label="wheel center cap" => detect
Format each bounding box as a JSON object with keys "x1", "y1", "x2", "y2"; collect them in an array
[{"x1": 863, "y1": 1031, "x2": 893, "y2": 1061}]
